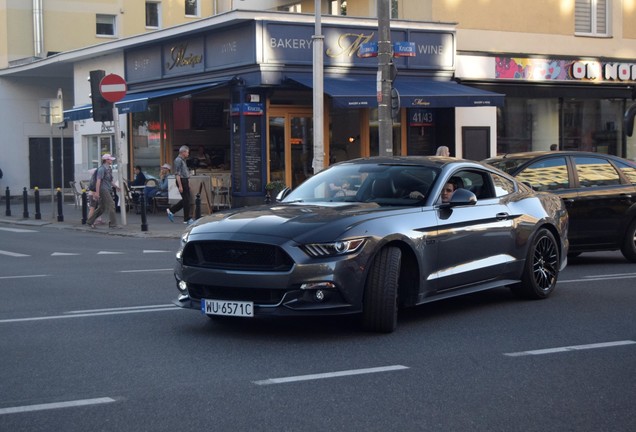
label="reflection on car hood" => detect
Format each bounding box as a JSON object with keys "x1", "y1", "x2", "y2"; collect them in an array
[{"x1": 191, "y1": 202, "x2": 404, "y2": 241}]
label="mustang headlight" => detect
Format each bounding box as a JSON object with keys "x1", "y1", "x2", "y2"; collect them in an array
[{"x1": 302, "y1": 238, "x2": 366, "y2": 257}]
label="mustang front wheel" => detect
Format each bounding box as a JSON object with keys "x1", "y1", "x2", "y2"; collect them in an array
[{"x1": 362, "y1": 246, "x2": 401, "y2": 333}]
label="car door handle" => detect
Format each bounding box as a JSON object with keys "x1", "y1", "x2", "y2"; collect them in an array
[{"x1": 496, "y1": 212, "x2": 509, "y2": 220}]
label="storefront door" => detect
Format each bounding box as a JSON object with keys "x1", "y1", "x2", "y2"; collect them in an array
[{"x1": 268, "y1": 108, "x2": 313, "y2": 189}]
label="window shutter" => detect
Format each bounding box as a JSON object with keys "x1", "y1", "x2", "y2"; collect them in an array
[{"x1": 575, "y1": 0, "x2": 592, "y2": 33}]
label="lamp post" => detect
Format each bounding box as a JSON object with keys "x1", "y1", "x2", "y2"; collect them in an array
[
  {"x1": 312, "y1": 0, "x2": 324, "y2": 173},
  {"x1": 377, "y1": 0, "x2": 393, "y2": 156}
]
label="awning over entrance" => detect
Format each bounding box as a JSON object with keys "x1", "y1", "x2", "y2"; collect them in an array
[
  {"x1": 287, "y1": 75, "x2": 504, "y2": 108},
  {"x1": 63, "y1": 81, "x2": 227, "y2": 121}
]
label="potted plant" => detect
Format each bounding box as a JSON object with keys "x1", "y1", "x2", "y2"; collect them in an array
[{"x1": 265, "y1": 180, "x2": 286, "y2": 203}]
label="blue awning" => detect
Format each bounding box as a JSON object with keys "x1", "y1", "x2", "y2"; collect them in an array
[
  {"x1": 287, "y1": 75, "x2": 504, "y2": 108},
  {"x1": 63, "y1": 81, "x2": 227, "y2": 121},
  {"x1": 115, "y1": 81, "x2": 227, "y2": 114}
]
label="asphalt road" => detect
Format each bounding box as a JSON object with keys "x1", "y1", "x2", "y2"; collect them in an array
[{"x1": 1, "y1": 225, "x2": 635, "y2": 431}]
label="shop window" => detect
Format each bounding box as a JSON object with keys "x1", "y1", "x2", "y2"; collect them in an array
[
  {"x1": 185, "y1": 0, "x2": 199, "y2": 17},
  {"x1": 96, "y1": 14, "x2": 116, "y2": 36},
  {"x1": 86, "y1": 135, "x2": 115, "y2": 169},
  {"x1": 575, "y1": 0, "x2": 609, "y2": 37},
  {"x1": 146, "y1": 1, "x2": 161, "y2": 28},
  {"x1": 132, "y1": 104, "x2": 162, "y2": 178}
]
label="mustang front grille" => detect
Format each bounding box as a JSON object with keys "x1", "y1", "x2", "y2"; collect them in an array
[{"x1": 182, "y1": 240, "x2": 294, "y2": 271}]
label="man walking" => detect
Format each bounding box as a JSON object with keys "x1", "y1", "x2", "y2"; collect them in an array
[
  {"x1": 167, "y1": 145, "x2": 193, "y2": 225},
  {"x1": 87, "y1": 154, "x2": 119, "y2": 229}
]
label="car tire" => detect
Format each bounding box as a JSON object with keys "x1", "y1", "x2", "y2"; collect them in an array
[
  {"x1": 362, "y1": 246, "x2": 401, "y2": 333},
  {"x1": 620, "y1": 219, "x2": 636, "y2": 263},
  {"x1": 510, "y1": 228, "x2": 559, "y2": 299}
]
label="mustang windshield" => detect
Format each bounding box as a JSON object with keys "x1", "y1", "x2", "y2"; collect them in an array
[{"x1": 282, "y1": 163, "x2": 439, "y2": 205}]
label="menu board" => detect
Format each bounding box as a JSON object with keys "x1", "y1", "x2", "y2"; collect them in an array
[
  {"x1": 192, "y1": 101, "x2": 224, "y2": 129},
  {"x1": 244, "y1": 117, "x2": 263, "y2": 192},
  {"x1": 231, "y1": 116, "x2": 242, "y2": 193}
]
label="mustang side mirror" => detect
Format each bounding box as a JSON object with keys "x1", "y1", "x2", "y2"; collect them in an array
[{"x1": 447, "y1": 188, "x2": 477, "y2": 207}]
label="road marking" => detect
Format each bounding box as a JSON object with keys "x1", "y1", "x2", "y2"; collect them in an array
[
  {"x1": 120, "y1": 268, "x2": 173, "y2": 273},
  {"x1": 559, "y1": 274, "x2": 636, "y2": 283},
  {"x1": 97, "y1": 251, "x2": 125, "y2": 255},
  {"x1": 0, "y1": 227, "x2": 38, "y2": 233},
  {"x1": 0, "y1": 397, "x2": 116, "y2": 415},
  {"x1": 66, "y1": 304, "x2": 175, "y2": 314},
  {"x1": 504, "y1": 340, "x2": 636, "y2": 357},
  {"x1": 143, "y1": 250, "x2": 172, "y2": 254},
  {"x1": 0, "y1": 305, "x2": 179, "y2": 324},
  {"x1": 0, "y1": 250, "x2": 29, "y2": 257},
  {"x1": 0, "y1": 274, "x2": 48, "y2": 280},
  {"x1": 51, "y1": 252, "x2": 80, "y2": 256},
  {"x1": 253, "y1": 365, "x2": 409, "y2": 385}
]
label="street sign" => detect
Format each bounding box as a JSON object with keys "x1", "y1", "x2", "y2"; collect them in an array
[{"x1": 100, "y1": 73, "x2": 127, "y2": 103}]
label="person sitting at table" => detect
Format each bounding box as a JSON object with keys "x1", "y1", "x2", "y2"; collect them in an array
[
  {"x1": 131, "y1": 165, "x2": 147, "y2": 186},
  {"x1": 144, "y1": 163, "x2": 171, "y2": 206}
]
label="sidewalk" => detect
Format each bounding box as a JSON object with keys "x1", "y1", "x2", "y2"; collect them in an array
[{"x1": 0, "y1": 197, "x2": 190, "y2": 239}]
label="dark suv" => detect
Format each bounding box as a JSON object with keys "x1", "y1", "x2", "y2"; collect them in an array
[{"x1": 485, "y1": 151, "x2": 636, "y2": 262}]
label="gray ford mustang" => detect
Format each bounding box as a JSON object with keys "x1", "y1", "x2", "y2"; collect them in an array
[{"x1": 173, "y1": 156, "x2": 568, "y2": 333}]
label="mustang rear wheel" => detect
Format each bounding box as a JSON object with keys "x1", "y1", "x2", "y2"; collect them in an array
[
  {"x1": 362, "y1": 246, "x2": 401, "y2": 333},
  {"x1": 620, "y1": 219, "x2": 636, "y2": 263},
  {"x1": 511, "y1": 228, "x2": 559, "y2": 299}
]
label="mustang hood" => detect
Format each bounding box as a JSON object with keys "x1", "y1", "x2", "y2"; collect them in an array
[{"x1": 189, "y1": 202, "x2": 402, "y2": 241}]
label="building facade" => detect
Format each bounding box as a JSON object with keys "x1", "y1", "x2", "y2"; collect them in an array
[{"x1": 1, "y1": 0, "x2": 635, "y2": 206}]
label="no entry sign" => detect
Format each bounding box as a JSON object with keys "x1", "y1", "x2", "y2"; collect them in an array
[{"x1": 100, "y1": 74, "x2": 127, "y2": 103}]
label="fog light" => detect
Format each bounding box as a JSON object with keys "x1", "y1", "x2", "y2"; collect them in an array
[
  {"x1": 315, "y1": 290, "x2": 325, "y2": 301},
  {"x1": 300, "y1": 281, "x2": 336, "y2": 290},
  {"x1": 177, "y1": 280, "x2": 188, "y2": 293}
]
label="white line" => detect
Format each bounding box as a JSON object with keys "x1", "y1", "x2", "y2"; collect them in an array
[
  {"x1": 0, "y1": 250, "x2": 29, "y2": 257},
  {"x1": 559, "y1": 275, "x2": 636, "y2": 283},
  {"x1": 253, "y1": 365, "x2": 409, "y2": 385},
  {"x1": 51, "y1": 252, "x2": 80, "y2": 256},
  {"x1": 0, "y1": 306, "x2": 179, "y2": 324},
  {"x1": 143, "y1": 250, "x2": 171, "y2": 254},
  {"x1": 66, "y1": 304, "x2": 175, "y2": 314},
  {"x1": 0, "y1": 274, "x2": 48, "y2": 280},
  {"x1": 0, "y1": 397, "x2": 116, "y2": 415},
  {"x1": 504, "y1": 340, "x2": 636, "y2": 357},
  {"x1": 97, "y1": 251, "x2": 124, "y2": 255},
  {"x1": 0, "y1": 227, "x2": 38, "y2": 233},
  {"x1": 119, "y1": 268, "x2": 173, "y2": 273}
]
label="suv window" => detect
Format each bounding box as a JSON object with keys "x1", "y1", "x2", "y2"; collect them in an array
[
  {"x1": 516, "y1": 157, "x2": 569, "y2": 191},
  {"x1": 574, "y1": 156, "x2": 620, "y2": 187}
]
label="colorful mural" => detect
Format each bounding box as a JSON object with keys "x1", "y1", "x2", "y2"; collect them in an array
[{"x1": 495, "y1": 57, "x2": 571, "y2": 80}]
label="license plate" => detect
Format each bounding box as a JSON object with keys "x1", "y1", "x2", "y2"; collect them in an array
[{"x1": 202, "y1": 299, "x2": 254, "y2": 318}]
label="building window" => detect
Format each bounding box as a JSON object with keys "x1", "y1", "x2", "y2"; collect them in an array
[
  {"x1": 146, "y1": 2, "x2": 161, "y2": 28},
  {"x1": 391, "y1": 0, "x2": 398, "y2": 18},
  {"x1": 96, "y1": 14, "x2": 116, "y2": 36},
  {"x1": 575, "y1": 0, "x2": 609, "y2": 36},
  {"x1": 279, "y1": 3, "x2": 302, "y2": 13},
  {"x1": 87, "y1": 135, "x2": 116, "y2": 169},
  {"x1": 185, "y1": 0, "x2": 199, "y2": 16},
  {"x1": 330, "y1": 0, "x2": 346, "y2": 15}
]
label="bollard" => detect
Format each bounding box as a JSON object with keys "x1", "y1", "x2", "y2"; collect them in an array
[
  {"x1": 5, "y1": 186, "x2": 10, "y2": 216},
  {"x1": 81, "y1": 190, "x2": 87, "y2": 225},
  {"x1": 34, "y1": 187, "x2": 42, "y2": 220},
  {"x1": 22, "y1": 187, "x2": 29, "y2": 219},
  {"x1": 56, "y1": 188, "x2": 64, "y2": 222},
  {"x1": 140, "y1": 197, "x2": 148, "y2": 232},
  {"x1": 195, "y1": 193, "x2": 201, "y2": 220}
]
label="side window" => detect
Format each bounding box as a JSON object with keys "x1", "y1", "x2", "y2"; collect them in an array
[
  {"x1": 614, "y1": 160, "x2": 636, "y2": 184},
  {"x1": 450, "y1": 170, "x2": 493, "y2": 200},
  {"x1": 516, "y1": 157, "x2": 569, "y2": 191},
  {"x1": 574, "y1": 156, "x2": 620, "y2": 187},
  {"x1": 492, "y1": 173, "x2": 515, "y2": 197}
]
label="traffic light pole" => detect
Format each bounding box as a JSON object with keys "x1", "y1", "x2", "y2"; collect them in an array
[{"x1": 377, "y1": 0, "x2": 393, "y2": 157}]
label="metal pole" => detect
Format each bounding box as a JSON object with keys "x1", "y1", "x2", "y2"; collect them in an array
[
  {"x1": 58, "y1": 89, "x2": 64, "y2": 202},
  {"x1": 113, "y1": 105, "x2": 127, "y2": 226},
  {"x1": 377, "y1": 0, "x2": 393, "y2": 156},
  {"x1": 312, "y1": 0, "x2": 325, "y2": 173},
  {"x1": 49, "y1": 121, "x2": 56, "y2": 219}
]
